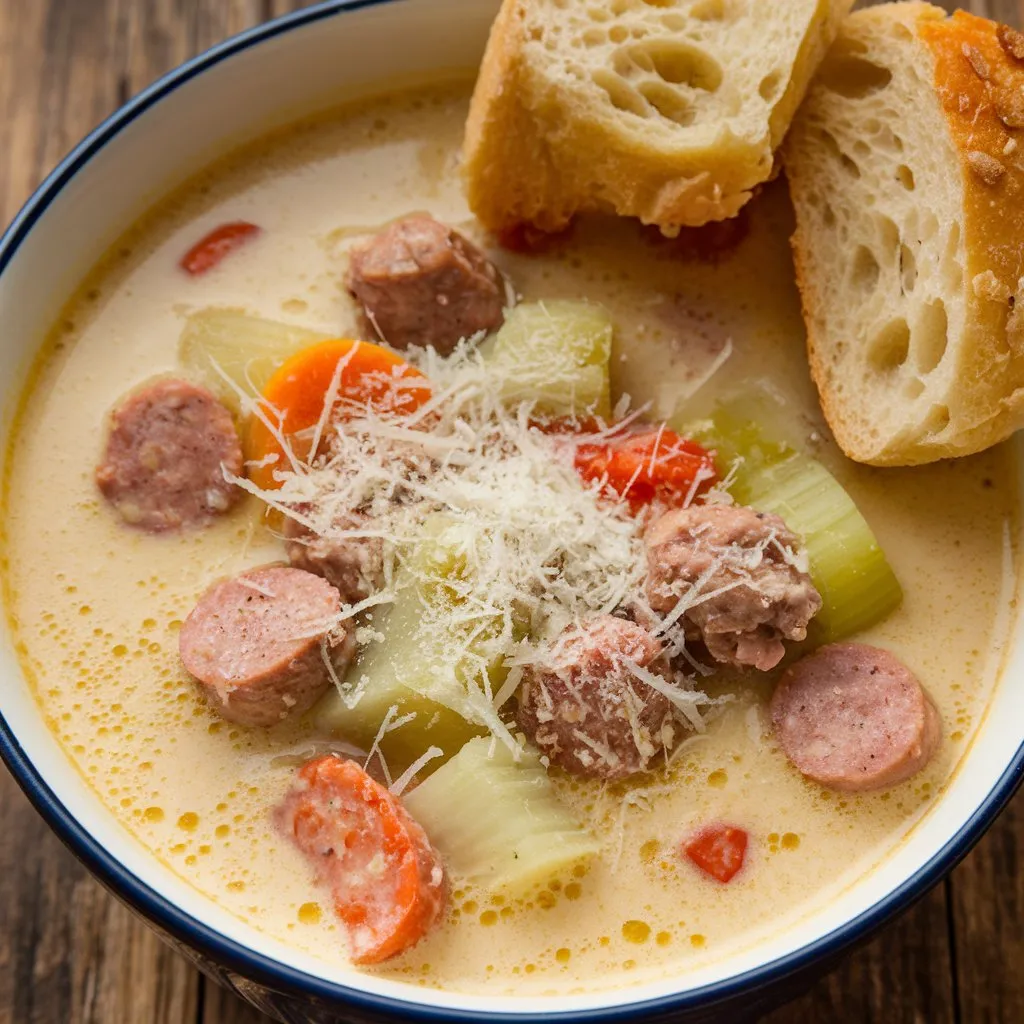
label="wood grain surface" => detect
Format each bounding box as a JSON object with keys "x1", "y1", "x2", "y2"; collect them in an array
[{"x1": 1, "y1": 1, "x2": 1023, "y2": 1022}]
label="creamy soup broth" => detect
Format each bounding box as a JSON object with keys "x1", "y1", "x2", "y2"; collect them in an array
[{"x1": 2, "y1": 81, "x2": 1018, "y2": 996}]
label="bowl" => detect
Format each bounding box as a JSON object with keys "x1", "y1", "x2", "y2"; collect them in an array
[{"x1": 1, "y1": 2, "x2": 1023, "y2": 1021}]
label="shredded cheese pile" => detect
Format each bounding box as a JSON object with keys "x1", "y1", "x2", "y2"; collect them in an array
[{"x1": 225, "y1": 340, "x2": 733, "y2": 759}]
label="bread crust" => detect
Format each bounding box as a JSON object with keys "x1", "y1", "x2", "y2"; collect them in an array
[
  {"x1": 789, "y1": 4, "x2": 1024, "y2": 466},
  {"x1": 464, "y1": 0, "x2": 852, "y2": 234}
]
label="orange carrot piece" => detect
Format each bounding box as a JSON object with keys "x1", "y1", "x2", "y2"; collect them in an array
[
  {"x1": 246, "y1": 338, "x2": 431, "y2": 489},
  {"x1": 277, "y1": 756, "x2": 447, "y2": 964}
]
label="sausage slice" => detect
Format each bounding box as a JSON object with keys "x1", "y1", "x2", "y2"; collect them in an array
[
  {"x1": 276, "y1": 756, "x2": 447, "y2": 964},
  {"x1": 770, "y1": 643, "x2": 941, "y2": 792},
  {"x1": 179, "y1": 566, "x2": 350, "y2": 727},
  {"x1": 96, "y1": 378, "x2": 242, "y2": 532},
  {"x1": 517, "y1": 615, "x2": 676, "y2": 781},
  {"x1": 282, "y1": 511, "x2": 384, "y2": 607},
  {"x1": 644, "y1": 504, "x2": 822, "y2": 671},
  {"x1": 346, "y1": 214, "x2": 506, "y2": 354}
]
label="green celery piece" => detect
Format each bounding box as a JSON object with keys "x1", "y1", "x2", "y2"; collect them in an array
[
  {"x1": 178, "y1": 308, "x2": 330, "y2": 414},
  {"x1": 739, "y1": 455, "x2": 903, "y2": 643},
  {"x1": 314, "y1": 515, "x2": 523, "y2": 774},
  {"x1": 404, "y1": 737, "x2": 600, "y2": 893},
  {"x1": 487, "y1": 300, "x2": 613, "y2": 419},
  {"x1": 311, "y1": 582, "x2": 486, "y2": 776},
  {"x1": 682, "y1": 405, "x2": 903, "y2": 643}
]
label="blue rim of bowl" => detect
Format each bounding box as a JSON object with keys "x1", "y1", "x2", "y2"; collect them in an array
[{"x1": 1, "y1": 0, "x2": 1023, "y2": 1018}]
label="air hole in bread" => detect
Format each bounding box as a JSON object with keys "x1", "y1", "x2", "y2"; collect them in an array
[
  {"x1": 922, "y1": 404, "x2": 951, "y2": 437},
  {"x1": 852, "y1": 140, "x2": 870, "y2": 160},
  {"x1": 914, "y1": 300, "x2": 949, "y2": 374},
  {"x1": 587, "y1": 6, "x2": 611, "y2": 22},
  {"x1": 593, "y1": 70, "x2": 650, "y2": 118},
  {"x1": 850, "y1": 245, "x2": 880, "y2": 292},
  {"x1": 840, "y1": 152, "x2": 861, "y2": 178},
  {"x1": 690, "y1": 0, "x2": 726, "y2": 20},
  {"x1": 818, "y1": 55, "x2": 893, "y2": 100},
  {"x1": 876, "y1": 215, "x2": 900, "y2": 256},
  {"x1": 660, "y1": 13, "x2": 687, "y2": 31},
  {"x1": 610, "y1": 25, "x2": 629, "y2": 43},
  {"x1": 900, "y1": 244, "x2": 917, "y2": 294},
  {"x1": 942, "y1": 223, "x2": 963, "y2": 293},
  {"x1": 582, "y1": 28, "x2": 605, "y2": 47},
  {"x1": 867, "y1": 318, "x2": 910, "y2": 372},
  {"x1": 822, "y1": 204, "x2": 836, "y2": 229},
  {"x1": 819, "y1": 130, "x2": 861, "y2": 179},
  {"x1": 632, "y1": 40, "x2": 723, "y2": 92},
  {"x1": 759, "y1": 70, "x2": 782, "y2": 102},
  {"x1": 639, "y1": 0, "x2": 675, "y2": 7},
  {"x1": 611, "y1": 0, "x2": 628, "y2": 15},
  {"x1": 639, "y1": 81, "x2": 696, "y2": 125},
  {"x1": 904, "y1": 378, "x2": 925, "y2": 400},
  {"x1": 897, "y1": 164, "x2": 915, "y2": 191}
]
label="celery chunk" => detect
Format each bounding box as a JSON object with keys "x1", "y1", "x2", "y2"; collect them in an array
[
  {"x1": 311, "y1": 580, "x2": 488, "y2": 774},
  {"x1": 486, "y1": 300, "x2": 613, "y2": 419},
  {"x1": 178, "y1": 308, "x2": 330, "y2": 413},
  {"x1": 404, "y1": 738, "x2": 600, "y2": 893},
  {"x1": 688, "y1": 407, "x2": 903, "y2": 643},
  {"x1": 313, "y1": 515, "x2": 522, "y2": 773}
]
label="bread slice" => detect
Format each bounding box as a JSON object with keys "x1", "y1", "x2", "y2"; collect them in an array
[
  {"x1": 463, "y1": 0, "x2": 854, "y2": 234},
  {"x1": 785, "y1": 4, "x2": 1024, "y2": 466}
]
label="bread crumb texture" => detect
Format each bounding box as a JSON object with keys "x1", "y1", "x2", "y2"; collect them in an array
[
  {"x1": 785, "y1": 3, "x2": 1024, "y2": 466},
  {"x1": 463, "y1": 0, "x2": 853, "y2": 233}
]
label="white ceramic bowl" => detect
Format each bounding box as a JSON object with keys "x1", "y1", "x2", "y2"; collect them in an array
[{"x1": 1, "y1": 3, "x2": 1022, "y2": 1021}]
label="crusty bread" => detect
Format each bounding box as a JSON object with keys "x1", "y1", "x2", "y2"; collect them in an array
[
  {"x1": 785, "y1": 4, "x2": 1024, "y2": 466},
  {"x1": 463, "y1": 0, "x2": 854, "y2": 234}
]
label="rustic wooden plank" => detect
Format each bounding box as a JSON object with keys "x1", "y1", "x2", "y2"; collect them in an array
[
  {"x1": 0, "y1": 771, "x2": 200, "y2": 1024},
  {"x1": 765, "y1": 882, "x2": 957, "y2": 1024},
  {"x1": 202, "y1": 978, "x2": 274, "y2": 1024},
  {"x1": 950, "y1": 798, "x2": 1024, "y2": 1024}
]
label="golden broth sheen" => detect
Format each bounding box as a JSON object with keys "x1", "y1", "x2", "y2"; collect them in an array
[{"x1": 1, "y1": 82, "x2": 1018, "y2": 996}]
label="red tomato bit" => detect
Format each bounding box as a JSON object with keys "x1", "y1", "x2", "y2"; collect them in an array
[
  {"x1": 574, "y1": 428, "x2": 718, "y2": 510},
  {"x1": 180, "y1": 221, "x2": 262, "y2": 276},
  {"x1": 684, "y1": 824, "x2": 749, "y2": 883}
]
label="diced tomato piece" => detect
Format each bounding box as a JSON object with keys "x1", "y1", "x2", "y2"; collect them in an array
[
  {"x1": 180, "y1": 221, "x2": 261, "y2": 275},
  {"x1": 574, "y1": 428, "x2": 717, "y2": 510},
  {"x1": 684, "y1": 824, "x2": 749, "y2": 883}
]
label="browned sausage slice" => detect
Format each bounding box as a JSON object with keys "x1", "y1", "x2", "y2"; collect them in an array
[
  {"x1": 517, "y1": 615, "x2": 675, "y2": 781},
  {"x1": 282, "y1": 511, "x2": 384, "y2": 606},
  {"x1": 96, "y1": 378, "x2": 242, "y2": 532},
  {"x1": 179, "y1": 566, "x2": 350, "y2": 727},
  {"x1": 644, "y1": 504, "x2": 821, "y2": 672},
  {"x1": 346, "y1": 214, "x2": 506, "y2": 354},
  {"x1": 770, "y1": 643, "x2": 941, "y2": 792}
]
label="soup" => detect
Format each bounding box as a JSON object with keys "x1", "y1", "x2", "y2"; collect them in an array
[{"x1": 1, "y1": 81, "x2": 1017, "y2": 996}]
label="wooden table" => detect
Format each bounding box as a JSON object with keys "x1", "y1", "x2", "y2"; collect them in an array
[{"x1": 2, "y1": 1, "x2": 1023, "y2": 1021}]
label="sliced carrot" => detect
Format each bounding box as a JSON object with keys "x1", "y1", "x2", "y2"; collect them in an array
[
  {"x1": 684, "y1": 824, "x2": 749, "y2": 884},
  {"x1": 180, "y1": 221, "x2": 261, "y2": 275},
  {"x1": 574, "y1": 428, "x2": 718, "y2": 511},
  {"x1": 246, "y1": 338, "x2": 432, "y2": 489},
  {"x1": 278, "y1": 756, "x2": 447, "y2": 965}
]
